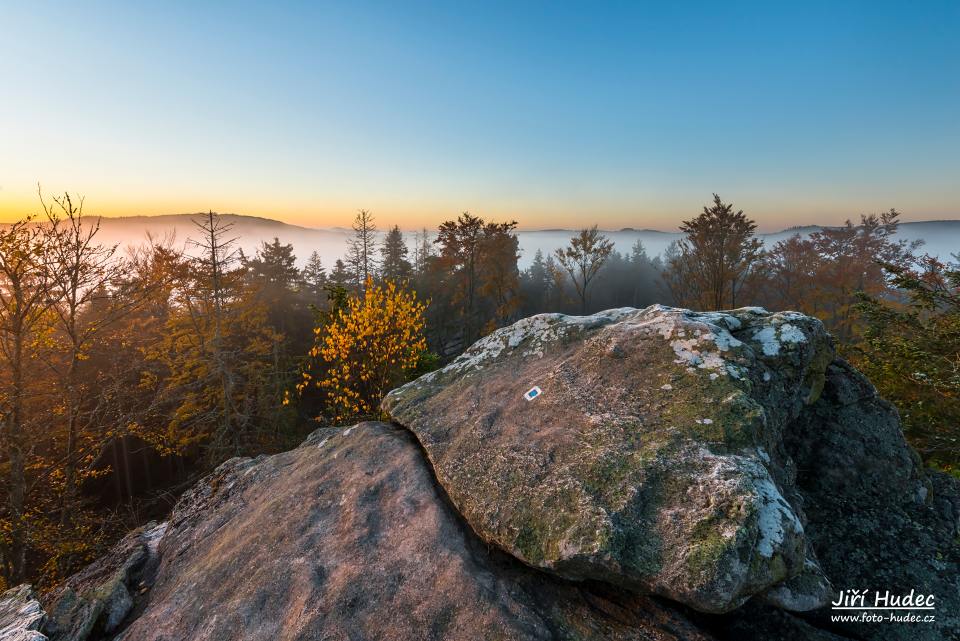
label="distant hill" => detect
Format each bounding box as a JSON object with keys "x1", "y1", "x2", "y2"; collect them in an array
[
  {"x1": 79, "y1": 213, "x2": 354, "y2": 267},
  {"x1": 78, "y1": 213, "x2": 960, "y2": 269}
]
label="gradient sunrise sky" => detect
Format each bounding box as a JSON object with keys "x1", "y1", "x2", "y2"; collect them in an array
[{"x1": 1, "y1": 1, "x2": 958, "y2": 230}]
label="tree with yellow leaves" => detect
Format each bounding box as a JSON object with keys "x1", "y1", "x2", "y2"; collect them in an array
[{"x1": 297, "y1": 279, "x2": 428, "y2": 423}]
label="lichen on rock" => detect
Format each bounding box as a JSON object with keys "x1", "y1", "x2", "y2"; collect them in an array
[{"x1": 384, "y1": 305, "x2": 836, "y2": 613}]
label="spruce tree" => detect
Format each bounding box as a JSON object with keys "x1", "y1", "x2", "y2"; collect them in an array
[
  {"x1": 301, "y1": 251, "x2": 327, "y2": 299},
  {"x1": 380, "y1": 225, "x2": 412, "y2": 283}
]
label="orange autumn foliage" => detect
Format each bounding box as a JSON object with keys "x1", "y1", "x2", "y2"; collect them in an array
[{"x1": 298, "y1": 279, "x2": 428, "y2": 422}]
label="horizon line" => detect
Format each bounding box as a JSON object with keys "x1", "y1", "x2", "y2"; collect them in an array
[{"x1": 37, "y1": 211, "x2": 960, "y2": 237}]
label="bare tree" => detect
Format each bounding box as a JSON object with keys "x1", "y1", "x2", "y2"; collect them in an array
[
  {"x1": 346, "y1": 209, "x2": 378, "y2": 289},
  {"x1": 412, "y1": 227, "x2": 433, "y2": 275},
  {"x1": 39, "y1": 190, "x2": 157, "y2": 536},
  {"x1": 191, "y1": 211, "x2": 239, "y2": 323},
  {"x1": 554, "y1": 226, "x2": 614, "y2": 314},
  {"x1": 188, "y1": 211, "x2": 241, "y2": 453}
]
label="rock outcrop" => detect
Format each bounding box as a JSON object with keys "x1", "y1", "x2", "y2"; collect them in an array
[
  {"x1": 384, "y1": 306, "x2": 837, "y2": 613},
  {"x1": 786, "y1": 360, "x2": 960, "y2": 640},
  {"x1": 109, "y1": 422, "x2": 708, "y2": 640},
  {"x1": 0, "y1": 585, "x2": 46, "y2": 641},
  {"x1": 3, "y1": 305, "x2": 958, "y2": 641},
  {"x1": 384, "y1": 305, "x2": 960, "y2": 639},
  {"x1": 44, "y1": 523, "x2": 165, "y2": 641}
]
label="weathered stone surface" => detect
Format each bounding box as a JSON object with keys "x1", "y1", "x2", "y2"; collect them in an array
[
  {"x1": 113, "y1": 422, "x2": 712, "y2": 641},
  {"x1": 44, "y1": 522, "x2": 164, "y2": 641},
  {"x1": 383, "y1": 305, "x2": 836, "y2": 613},
  {"x1": 0, "y1": 585, "x2": 46, "y2": 641},
  {"x1": 786, "y1": 360, "x2": 960, "y2": 641}
]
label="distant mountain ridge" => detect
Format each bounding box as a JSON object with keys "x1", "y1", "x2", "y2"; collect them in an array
[
  {"x1": 72, "y1": 213, "x2": 960, "y2": 268},
  {"x1": 78, "y1": 213, "x2": 315, "y2": 230}
]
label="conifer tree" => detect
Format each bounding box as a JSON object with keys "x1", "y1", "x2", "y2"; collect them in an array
[
  {"x1": 380, "y1": 225, "x2": 412, "y2": 283},
  {"x1": 301, "y1": 251, "x2": 327, "y2": 299},
  {"x1": 245, "y1": 237, "x2": 299, "y2": 289},
  {"x1": 243, "y1": 237, "x2": 305, "y2": 336},
  {"x1": 328, "y1": 259, "x2": 353, "y2": 291},
  {"x1": 520, "y1": 249, "x2": 551, "y2": 314}
]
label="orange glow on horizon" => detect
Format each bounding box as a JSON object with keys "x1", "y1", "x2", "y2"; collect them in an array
[{"x1": 1, "y1": 183, "x2": 957, "y2": 233}]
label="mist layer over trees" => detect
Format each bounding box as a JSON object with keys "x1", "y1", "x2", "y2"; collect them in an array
[{"x1": 0, "y1": 192, "x2": 956, "y2": 590}]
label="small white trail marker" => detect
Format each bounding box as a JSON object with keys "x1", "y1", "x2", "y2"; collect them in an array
[{"x1": 524, "y1": 386, "x2": 542, "y2": 401}]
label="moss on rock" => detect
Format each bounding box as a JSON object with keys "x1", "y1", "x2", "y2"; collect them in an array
[{"x1": 384, "y1": 305, "x2": 836, "y2": 613}]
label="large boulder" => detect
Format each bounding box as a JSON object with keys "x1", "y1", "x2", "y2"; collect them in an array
[
  {"x1": 383, "y1": 305, "x2": 836, "y2": 613},
  {"x1": 110, "y1": 422, "x2": 711, "y2": 641}
]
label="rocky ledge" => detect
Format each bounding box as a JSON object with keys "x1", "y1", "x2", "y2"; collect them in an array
[{"x1": 5, "y1": 306, "x2": 959, "y2": 641}]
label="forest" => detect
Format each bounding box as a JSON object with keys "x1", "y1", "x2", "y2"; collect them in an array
[{"x1": 0, "y1": 192, "x2": 957, "y2": 591}]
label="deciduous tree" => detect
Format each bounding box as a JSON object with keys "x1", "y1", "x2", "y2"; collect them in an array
[
  {"x1": 755, "y1": 210, "x2": 919, "y2": 345},
  {"x1": 855, "y1": 255, "x2": 960, "y2": 468},
  {"x1": 0, "y1": 218, "x2": 53, "y2": 583},
  {"x1": 41, "y1": 192, "x2": 129, "y2": 532},
  {"x1": 554, "y1": 226, "x2": 614, "y2": 314},
  {"x1": 297, "y1": 279, "x2": 428, "y2": 423},
  {"x1": 665, "y1": 194, "x2": 763, "y2": 311}
]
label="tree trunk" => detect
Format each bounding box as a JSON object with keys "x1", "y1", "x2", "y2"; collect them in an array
[
  {"x1": 6, "y1": 328, "x2": 27, "y2": 583},
  {"x1": 61, "y1": 349, "x2": 80, "y2": 527}
]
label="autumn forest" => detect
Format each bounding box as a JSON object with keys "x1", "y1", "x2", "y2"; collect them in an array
[{"x1": 0, "y1": 192, "x2": 957, "y2": 592}]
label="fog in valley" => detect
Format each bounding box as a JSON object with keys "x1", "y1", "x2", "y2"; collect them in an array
[{"x1": 80, "y1": 213, "x2": 960, "y2": 267}]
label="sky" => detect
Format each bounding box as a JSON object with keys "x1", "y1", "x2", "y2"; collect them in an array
[{"x1": 1, "y1": 1, "x2": 958, "y2": 231}]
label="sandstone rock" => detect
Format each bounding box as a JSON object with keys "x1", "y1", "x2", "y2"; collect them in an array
[
  {"x1": 0, "y1": 585, "x2": 46, "y2": 641},
  {"x1": 383, "y1": 305, "x2": 836, "y2": 613},
  {"x1": 113, "y1": 422, "x2": 711, "y2": 641},
  {"x1": 786, "y1": 360, "x2": 960, "y2": 641},
  {"x1": 44, "y1": 521, "x2": 164, "y2": 641}
]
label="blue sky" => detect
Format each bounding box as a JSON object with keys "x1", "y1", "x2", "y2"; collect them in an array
[{"x1": 1, "y1": 1, "x2": 958, "y2": 230}]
